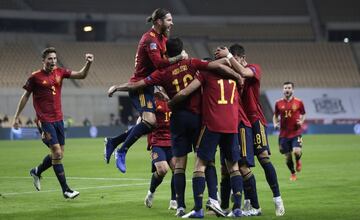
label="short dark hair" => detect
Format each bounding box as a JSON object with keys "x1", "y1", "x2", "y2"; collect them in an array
[
  {"x1": 166, "y1": 38, "x2": 183, "y2": 57},
  {"x1": 229, "y1": 44, "x2": 245, "y2": 57},
  {"x1": 283, "y1": 81, "x2": 295, "y2": 88},
  {"x1": 42, "y1": 47, "x2": 56, "y2": 59},
  {"x1": 146, "y1": 8, "x2": 170, "y2": 23}
]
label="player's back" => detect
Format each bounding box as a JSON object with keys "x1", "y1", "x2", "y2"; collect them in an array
[
  {"x1": 151, "y1": 95, "x2": 171, "y2": 146},
  {"x1": 198, "y1": 72, "x2": 239, "y2": 133},
  {"x1": 145, "y1": 58, "x2": 209, "y2": 114}
]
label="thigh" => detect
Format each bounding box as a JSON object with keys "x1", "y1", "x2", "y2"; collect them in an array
[
  {"x1": 41, "y1": 122, "x2": 59, "y2": 146},
  {"x1": 219, "y1": 133, "x2": 240, "y2": 163},
  {"x1": 151, "y1": 146, "x2": 167, "y2": 172},
  {"x1": 252, "y1": 120, "x2": 271, "y2": 156},
  {"x1": 291, "y1": 135, "x2": 303, "y2": 148},
  {"x1": 170, "y1": 111, "x2": 200, "y2": 157},
  {"x1": 129, "y1": 86, "x2": 156, "y2": 114},
  {"x1": 279, "y1": 137, "x2": 292, "y2": 154},
  {"x1": 54, "y1": 121, "x2": 65, "y2": 146},
  {"x1": 238, "y1": 124, "x2": 255, "y2": 167},
  {"x1": 196, "y1": 127, "x2": 220, "y2": 162}
]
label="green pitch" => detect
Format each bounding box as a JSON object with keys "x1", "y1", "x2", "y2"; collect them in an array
[{"x1": 1, "y1": 135, "x2": 359, "y2": 219}]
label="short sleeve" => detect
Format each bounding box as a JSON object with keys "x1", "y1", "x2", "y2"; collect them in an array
[
  {"x1": 61, "y1": 68, "x2": 72, "y2": 78},
  {"x1": 191, "y1": 58, "x2": 209, "y2": 71},
  {"x1": 195, "y1": 71, "x2": 206, "y2": 84},
  {"x1": 248, "y1": 64, "x2": 261, "y2": 80},
  {"x1": 144, "y1": 70, "x2": 164, "y2": 86},
  {"x1": 274, "y1": 102, "x2": 280, "y2": 116},
  {"x1": 299, "y1": 101, "x2": 306, "y2": 114},
  {"x1": 23, "y1": 76, "x2": 34, "y2": 93}
]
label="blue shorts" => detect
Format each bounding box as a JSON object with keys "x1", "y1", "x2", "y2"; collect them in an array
[
  {"x1": 129, "y1": 86, "x2": 155, "y2": 114},
  {"x1": 151, "y1": 146, "x2": 173, "y2": 172},
  {"x1": 238, "y1": 123, "x2": 255, "y2": 167},
  {"x1": 170, "y1": 110, "x2": 201, "y2": 157},
  {"x1": 252, "y1": 120, "x2": 271, "y2": 156},
  {"x1": 36, "y1": 127, "x2": 50, "y2": 147},
  {"x1": 41, "y1": 120, "x2": 65, "y2": 146},
  {"x1": 279, "y1": 135, "x2": 303, "y2": 154},
  {"x1": 197, "y1": 126, "x2": 240, "y2": 163}
]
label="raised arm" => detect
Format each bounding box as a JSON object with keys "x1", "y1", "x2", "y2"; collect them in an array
[
  {"x1": 215, "y1": 47, "x2": 254, "y2": 78},
  {"x1": 168, "y1": 78, "x2": 201, "y2": 110},
  {"x1": 69, "y1": 53, "x2": 94, "y2": 79},
  {"x1": 13, "y1": 90, "x2": 31, "y2": 128}
]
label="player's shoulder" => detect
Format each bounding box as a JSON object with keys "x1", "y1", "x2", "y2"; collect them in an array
[
  {"x1": 294, "y1": 97, "x2": 303, "y2": 103},
  {"x1": 29, "y1": 69, "x2": 43, "y2": 79},
  {"x1": 247, "y1": 63, "x2": 261, "y2": 71},
  {"x1": 275, "y1": 98, "x2": 284, "y2": 104}
]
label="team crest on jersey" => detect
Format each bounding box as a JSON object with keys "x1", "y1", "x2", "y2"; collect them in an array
[
  {"x1": 157, "y1": 105, "x2": 162, "y2": 110},
  {"x1": 150, "y1": 43, "x2": 157, "y2": 50},
  {"x1": 42, "y1": 80, "x2": 47, "y2": 84},
  {"x1": 147, "y1": 100, "x2": 153, "y2": 108},
  {"x1": 152, "y1": 152, "x2": 158, "y2": 160},
  {"x1": 292, "y1": 104, "x2": 297, "y2": 111},
  {"x1": 313, "y1": 94, "x2": 345, "y2": 114}
]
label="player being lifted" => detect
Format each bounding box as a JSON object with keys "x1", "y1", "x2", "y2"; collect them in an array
[
  {"x1": 12, "y1": 47, "x2": 93, "y2": 198},
  {"x1": 216, "y1": 44, "x2": 285, "y2": 216},
  {"x1": 105, "y1": 8, "x2": 188, "y2": 173},
  {"x1": 273, "y1": 82, "x2": 306, "y2": 181}
]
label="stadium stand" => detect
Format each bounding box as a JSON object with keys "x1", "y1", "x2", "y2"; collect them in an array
[
  {"x1": 208, "y1": 42, "x2": 360, "y2": 88},
  {"x1": 171, "y1": 23, "x2": 314, "y2": 41},
  {"x1": 314, "y1": 0, "x2": 360, "y2": 23},
  {"x1": 182, "y1": 0, "x2": 308, "y2": 16},
  {"x1": 0, "y1": 40, "x2": 40, "y2": 87},
  {"x1": 24, "y1": 0, "x2": 178, "y2": 14},
  {"x1": 0, "y1": 0, "x2": 20, "y2": 10}
]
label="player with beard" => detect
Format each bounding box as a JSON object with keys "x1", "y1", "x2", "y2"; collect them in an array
[
  {"x1": 273, "y1": 82, "x2": 306, "y2": 181},
  {"x1": 104, "y1": 8, "x2": 188, "y2": 174}
]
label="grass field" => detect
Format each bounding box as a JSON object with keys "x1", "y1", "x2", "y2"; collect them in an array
[{"x1": 0, "y1": 135, "x2": 360, "y2": 220}]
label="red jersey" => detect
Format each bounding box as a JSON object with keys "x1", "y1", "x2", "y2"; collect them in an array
[
  {"x1": 130, "y1": 28, "x2": 169, "y2": 82},
  {"x1": 23, "y1": 68, "x2": 71, "y2": 123},
  {"x1": 197, "y1": 72, "x2": 239, "y2": 133},
  {"x1": 241, "y1": 64, "x2": 267, "y2": 125},
  {"x1": 144, "y1": 58, "x2": 209, "y2": 114},
  {"x1": 275, "y1": 97, "x2": 306, "y2": 138},
  {"x1": 238, "y1": 99, "x2": 252, "y2": 127},
  {"x1": 150, "y1": 97, "x2": 172, "y2": 147}
]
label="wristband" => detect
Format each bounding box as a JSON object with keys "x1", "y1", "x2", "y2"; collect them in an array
[{"x1": 226, "y1": 53, "x2": 233, "y2": 59}]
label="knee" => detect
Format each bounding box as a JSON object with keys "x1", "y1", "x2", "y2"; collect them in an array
[
  {"x1": 258, "y1": 156, "x2": 271, "y2": 166},
  {"x1": 239, "y1": 164, "x2": 251, "y2": 175},
  {"x1": 157, "y1": 166, "x2": 169, "y2": 177},
  {"x1": 142, "y1": 113, "x2": 156, "y2": 127}
]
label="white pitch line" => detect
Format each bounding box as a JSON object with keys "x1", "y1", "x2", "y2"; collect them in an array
[
  {"x1": 0, "y1": 176, "x2": 148, "y2": 181},
  {"x1": 1, "y1": 182, "x2": 159, "y2": 196}
]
